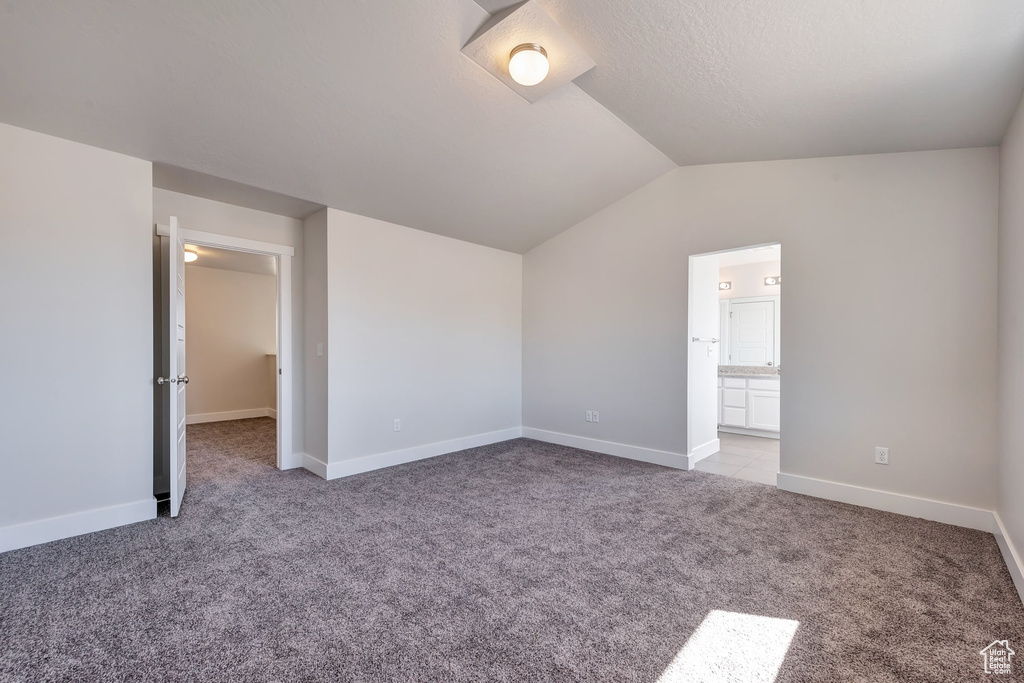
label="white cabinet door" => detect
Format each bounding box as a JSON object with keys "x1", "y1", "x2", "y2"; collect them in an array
[
  {"x1": 730, "y1": 300, "x2": 776, "y2": 366},
  {"x1": 721, "y1": 385, "x2": 747, "y2": 426},
  {"x1": 747, "y1": 390, "x2": 781, "y2": 432},
  {"x1": 718, "y1": 387, "x2": 723, "y2": 424}
]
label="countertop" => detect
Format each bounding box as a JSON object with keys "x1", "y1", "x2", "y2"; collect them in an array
[{"x1": 718, "y1": 365, "x2": 780, "y2": 379}]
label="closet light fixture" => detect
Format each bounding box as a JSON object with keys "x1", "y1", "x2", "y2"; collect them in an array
[
  {"x1": 719, "y1": 282, "x2": 732, "y2": 290},
  {"x1": 184, "y1": 249, "x2": 199, "y2": 263},
  {"x1": 764, "y1": 276, "x2": 781, "y2": 286},
  {"x1": 509, "y1": 43, "x2": 549, "y2": 86}
]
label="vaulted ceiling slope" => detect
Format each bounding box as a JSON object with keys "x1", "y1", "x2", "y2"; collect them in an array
[
  {"x1": 491, "y1": 0, "x2": 1024, "y2": 166},
  {"x1": 0, "y1": 0, "x2": 671, "y2": 253},
  {"x1": 2, "y1": 1, "x2": 1024, "y2": 253}
]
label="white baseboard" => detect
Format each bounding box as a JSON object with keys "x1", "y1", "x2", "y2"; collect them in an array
[
  {"x1": 268, "y1": 409, "x2": 277, "y2": 419},
  {"x1": 0, "y1": 498, "x2": 156, "y2": 554},
  {"x1": 687, "y1": 438, "x2": 720, "y2": 468},
  {"x1": 994, "y1": 513, "x2": 1024, "y2": 606},
  {"x1": 279, "y1": 451, "x2": 303, "y2": 470},
  {"x1": 302, "y1": 453, "x2": 329, "y2": 479},
  {"x1": 776, "y1": 472, "x2": 995, "y2": 532},
  {"x1": 522, "y1": 427, "x2": 689, "y2": 470},
  {"x1": 187, "y1": 408, "x2": 271, "y2": 424},
  {"x1": 718, "y1": 426, "x2": 780, "y2": 440},
  {"x1": 327, "y1": 427, "x2": 523, "y2": 479}
]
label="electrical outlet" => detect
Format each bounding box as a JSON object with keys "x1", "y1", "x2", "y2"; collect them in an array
[
  {"x1": 585, "y1": 410, "x2": 593, "y2": 422},
  {"x1": 874, "y1": 446, "x2": 889, "y2": 465},
  {"x1": 592, "y1": 411, "x2": 599, "y2": 423},
  {"x1": 393, "y1": 419, "x2": 401, "y2": 432}
]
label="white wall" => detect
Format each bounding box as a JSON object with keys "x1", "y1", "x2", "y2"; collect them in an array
[
  {"x1": 0, "y1": 123, "x2": 154, "y2": 548},
  {"x1": 184, "y1": 265, "x2": 277, "y2": 419},
  {"x1": 997, "y1": 90, "x2": 1024, "y2": 592},
  {"x1": 153, "y1": 189, "x2": 304, "y2": 456},
  {"x1": 302, "y1": 209, "x2": 329, "y2": 464},
  {"x1": 306, "y1": 208, "x2": 522, "y2": 469},
  {"x1": 523, "y1": 148, "x2": 998, "y2": 509},
  {"x1": 720, "y1": 260, "x2": 782, "y2": 300}
]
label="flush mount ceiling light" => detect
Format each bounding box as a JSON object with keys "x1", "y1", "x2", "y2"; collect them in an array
[
  {"x1": 719, "y1": 281, "x2": 732, "y2": 290},
  {"x1": 508, "y1": 43, "x2": 549, "y2": 86},
  {"x1": 764, "y1": 276, "x2": 781, "y2": 286},
  {"x1": 461, "y1": 1, "x2": 595, "y2": 104},
  {"x1": 184, "y1": 248, "x2": 199, "y2": 263}
]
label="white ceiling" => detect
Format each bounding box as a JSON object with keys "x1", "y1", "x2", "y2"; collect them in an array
[
  {"x1": 546, "y1": 0, "x2": 1024, "y2": 165},
  {"x1": 186, "y1": 244, "x2": 277, "y2": 277},
  {"x1": 0, "y1": 0, "x2": 671, "y2": 253},
  {"x1": 2, "y1": 1, "x2": 1024, "y2": 253}
]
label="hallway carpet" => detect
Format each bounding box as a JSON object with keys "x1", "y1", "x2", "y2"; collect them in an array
[{"x1": 1, "y1": 418, "x2": 1022, "y2": 682}]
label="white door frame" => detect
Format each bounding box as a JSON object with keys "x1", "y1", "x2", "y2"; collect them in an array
[
  {"x1": 156, "y1": 224, "x2": 296, "y2": 471},
  {"x1": 687, "y1": 242, "x2": 782, "y2": 469}
]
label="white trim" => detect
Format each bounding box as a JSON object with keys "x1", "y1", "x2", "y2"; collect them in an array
[
  {"x1": 268, "y1": 409, "x2": 278, "y2": 419},
  {"x1": 274, "y1": 253, "x2": 292, "y2": 472},
  {"x1": 718, "y1": 426, "x2": 781, "y2": 440},
  {"x1": 0, "y1": 499, "x2": 156, "y2": 554},
  {"x1": 302, "y1": 453, "x2": 329, "y2": 479},
  {"x1": 776, "y1": 472, "x2": 995, "y2": 532},
  {"x1": 994, "y1": 513, "x2": 1024, "y2": 606},
  {"x1": 155, "y1": 224, "x2": 294, "y2": 256},
  {"x1": 522, "y1": 427, "x2": 689, "y2": 470},
  {"x1": 687, "y1": 438, "x2": 720, "y2": 468},
  {"x1": 327, "y1": 428, "x2": 523, "y2": 479},
  {"x1": 279, "y1": 451, "x2": 303, "y2": 470},
  {"x1": 186, "y1": 408, "x2": 271, "y2": 424}
]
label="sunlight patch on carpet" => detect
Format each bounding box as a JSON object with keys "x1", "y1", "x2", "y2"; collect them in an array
[{"x1": 655, "y1": 610, "x2": 799, "y2": 683}]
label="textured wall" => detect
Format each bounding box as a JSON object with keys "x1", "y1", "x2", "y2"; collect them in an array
[
  {"x1": 184, "y1": 266, "x2": 277, "y2": 417},
  {"x1": 325, "y1": 209, "x2": 523, "y2": 462},
  {"x1": 524, "y1": 148, "x2": 998, "y2": 509},
  {"x1": 998, "y1": 91, "x2": 1024, "y2": 566},
  {"x1": 0, "y1": 123, "x2": 153, "y2": 529},
  {"x1": 719, "y1": 260, "x2": 782, "y2": 300},
  {"x1": 302, "y1": 210, "x2": 329, "y2": 463}
]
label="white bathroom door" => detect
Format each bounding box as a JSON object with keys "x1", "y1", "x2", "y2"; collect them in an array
[
  {"x1": 162, "y1": 216, "x2": 188, "y2": 517},
  {"x1": 730, "y1": 301, "x2": 775, "y2": 366}
]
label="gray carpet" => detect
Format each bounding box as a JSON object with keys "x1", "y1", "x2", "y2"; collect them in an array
[{"x1": 1, "y1": 418, "x2": 1022, "y2": 682}]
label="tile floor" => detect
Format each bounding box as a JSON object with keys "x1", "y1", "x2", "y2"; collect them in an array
[{"x1": 694, "y1": 432, "x2": 779, "y2": 485}]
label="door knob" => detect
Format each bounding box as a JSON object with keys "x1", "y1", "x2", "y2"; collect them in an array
[{"x1": 157, "y1": 376, "x2": 190, "y2": 385}]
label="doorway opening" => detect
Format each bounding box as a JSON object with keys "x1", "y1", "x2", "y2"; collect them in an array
[
  {"x1": 687, "y1": 243, "x2": 781, "y2": 485},
  {"x1": 153, "y1": 220, "x2": 294, "y2": 515}
]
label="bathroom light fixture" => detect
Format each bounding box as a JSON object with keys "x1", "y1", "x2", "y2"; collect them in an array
[
  {"x1": 764, "y1": 276, "x2": 781, "y2": 286},
  {"x1": 508, "y1": 43, "x2": 549, "y2": 86},
  {"x1": 719, "y1": 282, "x2": 732, "y2": 290},
  {"x1": 184, "y1": 249, "x2": 199, "y2": 263}
]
